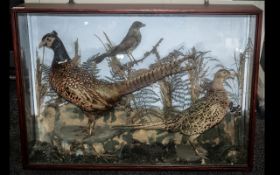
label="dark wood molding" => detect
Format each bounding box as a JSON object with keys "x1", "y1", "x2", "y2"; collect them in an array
[
  {"x1": 247, "y1": 9, "x2": 263, "y2": 171},
  {"x1": 12, "y1": 3, "x2": 262, "y2": 15},
  {"x1": 11, "y1": 8, "x2": 30, "y2": 168},
  {"x1": 11, "y1": 3, "x2": 263, "y2": 171}
]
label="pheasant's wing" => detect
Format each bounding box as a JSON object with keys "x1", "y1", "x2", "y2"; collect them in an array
[
  {"x1": 62, "y1": 83, "x2": 109, "y2": 111},
  {"x1": 56, "y1": 68, "x2": 112, "y2": 111},
  {"x1": 183, "y1": 97, "x2": 210, "y2": 116},
  {"x1": 178, "y1": 97, "x2": 225, "y2": 135}
]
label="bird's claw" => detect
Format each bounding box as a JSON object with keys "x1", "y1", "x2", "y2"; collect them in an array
[
  {"x1": 77, "y1": 125, "x2": 94, "y2": 137},
  {"x1": 201, "y1": 158, "x2": 207, "y2": 165},
  {"x1": 89, "y1": 122, "x2": 95, "y2": 136},
  {"x1": 194, "y1": 146, "x2": 208, "y2": 164},
  {"x1": 195, "y1": 150, "x2": 208, "y2": 159}
]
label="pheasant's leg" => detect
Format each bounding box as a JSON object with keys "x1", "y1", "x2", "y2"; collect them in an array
[
  {"x1": 189, "y1": 134, "x2": 208, "y2": 164},
  {"x1": 88, "y1": 115, "x2": 96, "y2": 136},
  {"x1": 83, "y1": 112, "x2": 96, "y2": 136},
  {"x1": 58, "y1": 101, "x2": 69, "y2": 107},
  {"x1": 88, "y1": 117, "x2": 96, "y2": 136}
]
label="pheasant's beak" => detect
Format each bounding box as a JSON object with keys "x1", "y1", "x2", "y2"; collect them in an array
[
  {"x1": 38, "y1": 41, "x2": 46, "y2": 48},
  {"x1": 228, "y1": 71, "x2": 235, "y2": 79}
]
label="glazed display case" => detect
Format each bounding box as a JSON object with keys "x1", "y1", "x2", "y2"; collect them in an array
[{"x1": 11, "y1": 3, "x2": 262, "y2": 170}]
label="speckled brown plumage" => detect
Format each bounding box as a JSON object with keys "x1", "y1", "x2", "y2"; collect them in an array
[
  {"x1": 113, "y1": 69, "x2": 233, "y2": 163},
  {"x1": 49, "y1": 63, "x2": 118, "y2": 112},
  {"x1": 159, "y1": 89, "x2": 230, "y2": 136}
]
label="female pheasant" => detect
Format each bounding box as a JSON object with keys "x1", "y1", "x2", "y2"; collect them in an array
[
  {"x1": 113, "y1": 69, "x2": 234, "y2": 163},
  {"x1": 39, "y1": 31, "x2": 190, "y2": 135}
]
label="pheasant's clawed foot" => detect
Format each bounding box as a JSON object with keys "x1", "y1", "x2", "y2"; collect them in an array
[
  {"x1": 58, "y1": 101, "x2": 69, "y2": 107},
  {"x1": 80, "y1": 121, "x2": 95, "y2": 138},
  {"x1": 83, "y1": 112, "x2": 96, "y2": 136},
  {"x1": 194, "y1": 146, "x2": 208, "y2": 164},
  {"x1": 78, "y1": 126, "x2": 92, "y2": 140},
  {"x1": 188, "y1": 134, "x2": 208, "y2": 165},
  {"x1": 88, "y1": 121, "x2": 95, "y2": 136}
]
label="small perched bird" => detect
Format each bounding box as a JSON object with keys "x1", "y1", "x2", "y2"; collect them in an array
[
  {"x1": 113, "y1": 69, "x2": 234, "y2": 163},
  {"x1": 39, "y1": 31, "x2": 191, "y2": 135},
  {"x1": 94, "y1": 21, "x2": 145, "y2": 64}
]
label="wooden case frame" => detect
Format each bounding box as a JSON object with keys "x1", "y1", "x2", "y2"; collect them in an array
[{"x1": 11, "y1": 3, "x2": 262, "y2": 171}]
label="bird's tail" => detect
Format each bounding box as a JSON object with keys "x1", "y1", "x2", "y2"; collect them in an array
[
  {"x1": 93, "y1": 46, "x2": 119, "y2": 64},
  {"x1": 93, "y1": 52, "x2": 110, "y2": 64},
  {"x1": 117, "y1": 57, "x2": 192, "y2": 96},
  {"x1": 111, "y1": 119, "x2": 175, "y2": 130}
]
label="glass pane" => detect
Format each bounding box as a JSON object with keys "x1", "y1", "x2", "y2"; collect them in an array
[
  {"x1": 17, "y1": 13, "x2": 257, "y2": 166},
  {"x1": 18, "y1": 13, "x2": 37, "y2": 147}
]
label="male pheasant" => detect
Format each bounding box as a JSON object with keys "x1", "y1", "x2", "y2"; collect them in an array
[{"x1": 39, "y1": 31, "x2": 191, "y2": 135}]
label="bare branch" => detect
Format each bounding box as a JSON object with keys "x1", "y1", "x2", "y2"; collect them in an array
[
  {"x1": 94, "y1": 34, "x2": 108, "y2": 50},
  {"x1": 71, "y1": 38, "x2": 81, "y2": 66},
  {"x1": 74, "y1": 38, "x2": 79, "y2": 57},
  {"x1": 103, "y1": 32, "x2": 113, "y2": 48},
  {"x1": 123, "y1": 38, "x2": 164, "y2": 70}
]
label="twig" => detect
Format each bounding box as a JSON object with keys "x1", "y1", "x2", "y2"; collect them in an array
[
  {"x1": 94, "y1": 34, "x2": 108, "y2": 50},
  {"x1": 103, "y1": 32, "x2": 113, "y2": 49},
  {"x1": 42, "y1": 46, "x2": 45, "y2": 66},
  {"x1": 147, "y1": 38, "x2": 163, "y2": 60},
  {"x1": 122, "y1": 38, "x2": 164, "y2": 70},
  {"x1": 74, "y1": 38, "x2": 79, "y2": 57},
  {"x1": 71, "y1": 39, "x2": 81, "y2": 66},
  {"x1": 151, "y1": 39, "x2": 163, "y2": 60}
]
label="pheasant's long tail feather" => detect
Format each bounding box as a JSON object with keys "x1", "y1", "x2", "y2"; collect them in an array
[
  {"x1": 111, "y1": 119, "x2": 179, "y2": 130},
  {"x1": 112, "y1": 121, "x2": 167, "y2": 130},
  {"x1": 117, "y1": 57, "x2": 192, "y2": 96}
]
